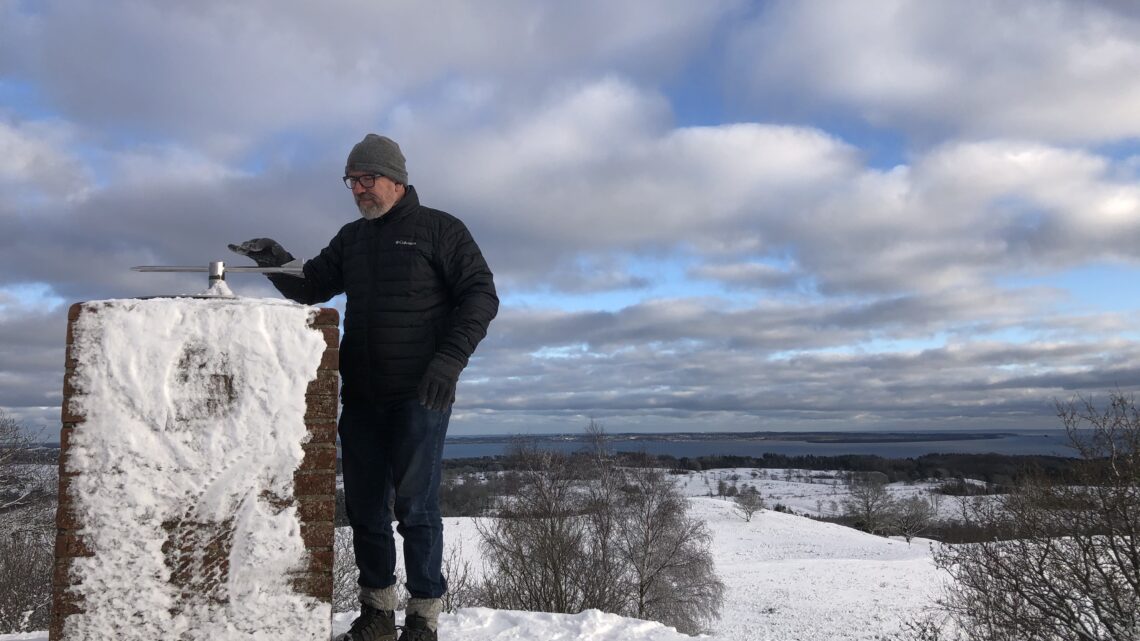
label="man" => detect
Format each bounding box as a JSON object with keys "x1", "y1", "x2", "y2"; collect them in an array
[{"x1": 230, "y1": 134, "x2": 498, "y2": 641}]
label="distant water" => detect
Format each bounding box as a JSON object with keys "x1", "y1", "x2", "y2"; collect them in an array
[{"x1": 442, "y1": 430, "x2": 1079, "y2": 460}]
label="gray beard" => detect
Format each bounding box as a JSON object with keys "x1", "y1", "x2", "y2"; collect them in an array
[{"x1": 358, "y1": 201, "x2": 389, "y2": 220}]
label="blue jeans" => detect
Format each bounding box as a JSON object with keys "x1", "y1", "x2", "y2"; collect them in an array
[{"x1": 338, "y1": 397, "x2": 450, "y2": 599}]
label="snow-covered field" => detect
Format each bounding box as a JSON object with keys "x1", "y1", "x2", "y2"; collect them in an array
[
  {"x1": 692, "y1": 498, "x2": 940, "y2": 641},
  {"x1": 8, "y1": 467, "x2": 953, "y2": 641},
  {"x1": 673, "y1": 467, "x2": 978, "y2": 520},
  {"x1": 323, "y1": 497, "x2": 942, "y2": 640}
]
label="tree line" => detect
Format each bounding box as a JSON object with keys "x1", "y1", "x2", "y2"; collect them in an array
[{"x1": 439, "y1": 449, "x2": 1082, "y2": 493}]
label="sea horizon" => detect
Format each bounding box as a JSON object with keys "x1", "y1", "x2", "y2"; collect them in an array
[{"x1": 441, "y1": 428, "x2": 1078, "y2": 459}]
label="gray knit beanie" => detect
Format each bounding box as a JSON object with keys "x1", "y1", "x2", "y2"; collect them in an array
[{"x1": 345, "y1": 134, "x2": 408, "y2": 185}]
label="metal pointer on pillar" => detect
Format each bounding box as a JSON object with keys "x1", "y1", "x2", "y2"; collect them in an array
[{"x1": 131, "y1": 261, "x2": 304, "y2": 295}]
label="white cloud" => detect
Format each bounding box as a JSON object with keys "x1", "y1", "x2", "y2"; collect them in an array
[
  {"x1": 689, "y1": 262, "x2": 803, "y2": 291},
  {"x1": 395, "y1": 79, "x2": 1140, "y2": 299},
  {"x1": 104, "y1": 144, "x2": 248, "y2": 190},
  {"x1": 1, "y1": 0, "x2": 740, "y2": 148},
  {"x1": 0, "y1": 285, "x2": 67, "y2": 426},
  {"x1": 461, "y1": 301, "x2": 1140, "y2": 430},
  {"x1": 2, "y1": 0, "x2": 1140, "y2": 434},
  {"x1": 400, "y1": 78, "x2": 860, "y2": 283},
  {"x1": 0, "y1": 118, "x2": 94, "y2": 205},
  {"x1": 729, "y1": 0, "x2": 1140, "y2": 143}
]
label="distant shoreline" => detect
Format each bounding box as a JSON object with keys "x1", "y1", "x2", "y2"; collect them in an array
[{"x1": 444, "y1": 430, "x2": 1033, "y2": 445}]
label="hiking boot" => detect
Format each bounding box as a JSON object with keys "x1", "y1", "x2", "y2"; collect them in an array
[
  {"x1": 339, "y1": 603, "x2": 396, "y2": 641},
  {"x1": 397, "y1": 613, "x2": 438, "y2": 641}
]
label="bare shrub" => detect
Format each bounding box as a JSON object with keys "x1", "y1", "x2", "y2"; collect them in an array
[
  {"x1": 332, "y1": 527, "x2": 359, "y2": 613},
  {"x1": 439, "y1": 539, "x2": 476, "y2": 613},
  {"x1": 333, "y1": 526, "x2": 478, "y2": 614},
  {"x1": 0, "y1": 410, "x2": 54, "y2": 634},
  {"x1": 0, "y1": 530, "x2": 52, "y2": 633},
  {"x1": 476, "y1": 426, "x2": 725, "y2": 635},
  {"x1": 577, "y1": 421, "x2": 641, "y2": 615},
  {"x1": 893, "y1": 495, "x2": 937, "y2": 543},
  {"x1": 616, "y1": 467, "x2": 725, "y2": 635},
  {"x1": 0, "y1": 410, "x2": 54, "y2": 534},
  {"x1": 475, "y1": 443, "x2": 592, "y2": 614},
  {"x1": 918, "y1": 392, "x2": 1140, "y2": 641}
]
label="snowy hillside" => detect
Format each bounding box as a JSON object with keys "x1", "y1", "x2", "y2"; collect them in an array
[
  {"x1": 693, "y1": 498, "x2": 940, "y2": 640},
  {"x1": 8, "y1": 472, "x2": 947, "y2": 640},
  {"x1": 344, "y1": 497, "x2": 943, "y2": 640},
  {"x1": 674, "y1": 466, "x2": 976, "y2": 520},
  {"x1": 326, "y1": 498, "x2": 941, "y2": 640}
]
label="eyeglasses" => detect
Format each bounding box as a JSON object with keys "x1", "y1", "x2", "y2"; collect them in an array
[{"x1": 343, "y1": 174, "x2": 383, "y2": 189}]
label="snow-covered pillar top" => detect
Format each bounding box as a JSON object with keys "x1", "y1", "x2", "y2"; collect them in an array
[{"x1": 53, "y1": 298, "x2": 340, "y2": 641}]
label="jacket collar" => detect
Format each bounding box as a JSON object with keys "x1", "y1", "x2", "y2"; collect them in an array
[{"x1": 370, "y1": 184, "x2": 419, "y2": 226}]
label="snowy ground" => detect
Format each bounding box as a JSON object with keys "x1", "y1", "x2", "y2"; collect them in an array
[
  {"x1": 337, "y1": 495, "x2": 945, "y2": 641},
  {"x1": 694, "y1": 497, "x2": 941, "y2": 641},
  {"x1": 675, "y1": 467, "x2": 978, "y2": 520},
  {"x1": 325, "y1": 499, "x2": 942, "y2": 641},
  {"x1": 6, "y1": 468, "x2": 950, "y2": 640}
]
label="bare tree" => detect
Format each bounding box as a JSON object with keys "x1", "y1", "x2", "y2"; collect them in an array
[
  {"x1": 0, "y1": 409, "x2": 54, "y2": 633},
  {"x1": 331, "y1": 528, "x2": 359, "y2": 613},
  {"x1": 920, "y1": 392, "x2": 1140, "y2": 641},
  {"x1": 0, "y1": 530, "x2": 53, "y2": 634},
  {"x1": 0, "y1": 410, "x2": 53, "y2": 531},
  {"x1": 439, "y1": 539, "x2": 476, "y2": 614},
  {"x1": 577, "y1": 420, "x2": 638, "y2": 615},
  {"x1": 893, "y1": 495, "x2": 936, "y2": 544},
  {"x1": 615, "y1": 467, "x2": 725, "y2": 635},
  {"x1": 843, "y1": 472, "x2": 897, "y2": 535},
  {"x1": 476, "y1": 427, "x2": 725, "y2": 634},
  {"x1": 475, "y1": 442, "x2": 592, "y2": 614},
  {"x1": 732, "y1": 485, "x2": 765, "y2": 522},
  {"x1": 716, "y1": 478, "x2": 728, "y2": 497}
]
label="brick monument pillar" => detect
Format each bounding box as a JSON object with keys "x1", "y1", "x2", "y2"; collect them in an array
[{"x1": 52, "y1": 298, "x2": 339, "y2": 641}]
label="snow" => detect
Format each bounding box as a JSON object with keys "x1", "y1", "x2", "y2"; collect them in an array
[
  {"x1": 693, "y1": 497, "x2": 941, "y2": 640},
  {"x1": 60, "y1": 297, "x2": 329, "y2": 640},
  {"x1": 7, "y1": 491, "x2": 946, "y2": 641},
  {"x1": 195, "y1": 279, "x2": 235, "y2": 298},
  {"x1": 343, "y1": 608, "x2": 696, "y2": 640},
  {"x1": 327, "y1": 495, "x2": 943, "y2": 640},
  {"x1": 674, "y1": 467, "x2": 978, "y2": 520}
]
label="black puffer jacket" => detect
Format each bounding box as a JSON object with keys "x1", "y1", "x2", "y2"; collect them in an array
[{"x1": 270, "y1": 186, "x2": 498, "y2": 403}]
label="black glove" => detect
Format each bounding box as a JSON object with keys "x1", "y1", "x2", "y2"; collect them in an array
[
  {"x1": 227, "y1": 238, "x2": 295, "y2": 267},
  {"x1": 417, "y1": 354, "x2": 465, "y2": 411}
]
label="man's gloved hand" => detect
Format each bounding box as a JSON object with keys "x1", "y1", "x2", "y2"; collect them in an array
[
  {"x1": 227, "y1": 238, "x2": 295, "y2": 267},
  {"x1": 417, "y1": 354, "x2": 464, "y2": 411}
]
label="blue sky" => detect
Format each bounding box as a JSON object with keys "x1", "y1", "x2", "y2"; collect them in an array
[{"x1": 2, "y1": 0, "x2": 1140, "y2": 437}]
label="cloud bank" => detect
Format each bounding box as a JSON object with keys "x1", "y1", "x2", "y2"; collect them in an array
[{"x1": 2, "y1": 0, "x2": 1139, "y2": 436}]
